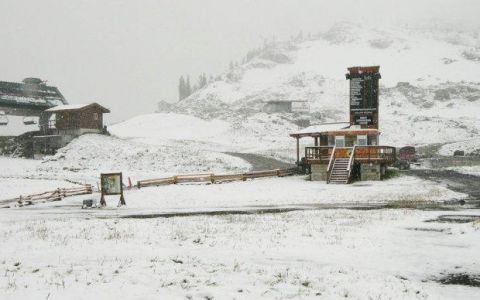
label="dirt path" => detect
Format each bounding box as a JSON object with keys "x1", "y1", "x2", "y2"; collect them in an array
[{"x1": 225, "y1": 152, "x2": 295, "y2": 171}]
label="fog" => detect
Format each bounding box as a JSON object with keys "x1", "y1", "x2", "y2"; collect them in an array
[{"x1": 1, "y1": 0, "x2": 479, "y2": 123}]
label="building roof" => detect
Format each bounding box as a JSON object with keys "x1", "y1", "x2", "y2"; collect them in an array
[
  {"x1": 0, "y1": 78, "x2": 67, "y2": 109},
  {"x1": 290, "y1": 122, "x2": 350, "y2": 138},
  {"x1": 290, "y1": 123, "x2": 379, "y2": 138},
  {"x1": 45, "y1": 102, "x2": 110, "y2": 113},
  {"x1": 265, "y1": 99, "x2": 308, "y2": 103}
]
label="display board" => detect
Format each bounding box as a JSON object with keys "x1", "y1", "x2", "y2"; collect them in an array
[
  {"x1": 346, "y1": 67, "x2": 381, "y2": 128},
  {"x1": 100, "y1": 172, "x2": 126, "y2": 206}
]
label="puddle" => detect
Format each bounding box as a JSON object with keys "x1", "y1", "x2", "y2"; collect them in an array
[
  {"x1": 435, "y1": 273, "x2": 480, "y2": 287},
  {"x1": 405, "y1": 227, "x2": 446, "y2": 232},
  {"x1": 425, "y1": 215, "x2": 480, "y2": 223}
]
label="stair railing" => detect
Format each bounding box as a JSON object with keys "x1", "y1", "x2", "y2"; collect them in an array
[
  {"x1": 326, "y1": 146, "x2": 336, "y2": 184},
  {"x1": 346, "y1": 145, "x2": 356, "y2": 183}
]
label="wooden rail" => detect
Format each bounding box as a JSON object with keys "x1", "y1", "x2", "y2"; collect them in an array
[
  {"x1": 137, "y1": 168, "x2": 298, "y2": 188},
  {"x1": 305, "y1": 145, "x2": 396, "y2": 164},
  {"x1": 0, "y1": 185, "x2": 93, "y2": 208},
  {"x1": 326, "y1": 146, "x2": 337, "y2": 184},
  {"x1": 346, "y1": 145, "x2": 356, "y2": 183}
]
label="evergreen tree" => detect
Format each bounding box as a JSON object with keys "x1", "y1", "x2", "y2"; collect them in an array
[
  {"x1": 186, "y1": 76, "x2": 191, "y2": 97},
  {"x1": 198, "y1": 73, "x2": 207, "y2": 89},
  {"x1": 178, "y1": 76, "x2": 186, "y2": 101}
]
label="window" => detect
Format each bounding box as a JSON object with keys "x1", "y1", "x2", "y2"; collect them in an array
[
  {"x1": 335, "y1": 136, "x2": 345, "y2": 147},
  {"x1": 328, "y1": 135, "x2": 335, "y2": 146},
  {"x1": 93, "y1": 112, "x2": 98, "y2": 120},
  {"x1": 0, "y1": 111, "x2": 8, "y2": 126},
  {"x1": 23, "y1": 116, "x2": 38, "y2": 125},
  {"x1": 357, "y1": 135, "x2": 367, "y2": 146}
]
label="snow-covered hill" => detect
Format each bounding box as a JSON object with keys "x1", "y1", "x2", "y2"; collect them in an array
[{"x1": 164, "y1": 22, "x2": 480, "y2": 147}]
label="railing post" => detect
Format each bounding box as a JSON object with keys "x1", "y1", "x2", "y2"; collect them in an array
[{"x1": 296, "y1": 137, "x2": 300, "y2": 165}]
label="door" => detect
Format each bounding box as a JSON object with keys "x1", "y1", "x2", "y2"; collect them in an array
[{"x1": 335, "y1": 136, "x2": 345, "y2": 147}]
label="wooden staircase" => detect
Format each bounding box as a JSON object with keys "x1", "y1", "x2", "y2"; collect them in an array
[
  {"x1": 327, "y1": 146, "x2": 356, "y2": 184},
  {"x1": 329, "y1": 158, "x2": 350, "y2": 184}
]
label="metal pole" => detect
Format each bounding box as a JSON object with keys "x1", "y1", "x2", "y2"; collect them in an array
[{"x1": 296, "y1": 137, "x2": 300, "y2": 164}]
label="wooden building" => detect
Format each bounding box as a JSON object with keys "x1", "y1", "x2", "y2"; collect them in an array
[
  {"x1": 33, "y1": 103, "x2": 110, "y2": 158},
  {"x1": 290, "y1": 66, "x2": 396, "y2": 184},
  {"x1": 44, "y1": 103, "x2": 110, "y2": 134}
]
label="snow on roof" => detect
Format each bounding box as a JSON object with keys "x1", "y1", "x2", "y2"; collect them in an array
[
  {"x1": 291, "y1": 122, "x2": 350, "y2": 136},
  {"x1": 0, "y1": 79, "x2": 67, "y2": 109},
  {"x1": 45, "y1": 103, "x2": 110, "y2": 113},
  {"x1": 290, "y1": 123, "x2": 380, "y2": 138}
]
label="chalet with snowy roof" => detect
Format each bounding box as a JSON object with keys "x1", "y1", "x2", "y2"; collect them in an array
[
  {"x1": 33, "y1": 103, "x2": 110, "y2": 157},
  {"x1": 0, "y1": 78, "x2": 67, "y2": 137},
  {"x1": 290, "y1": 66, "x2": 396, "y2": 183}
]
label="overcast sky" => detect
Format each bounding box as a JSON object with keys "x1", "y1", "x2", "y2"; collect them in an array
[{"x1": 1, "y1": 0, "x2": 479, "y2": 123}]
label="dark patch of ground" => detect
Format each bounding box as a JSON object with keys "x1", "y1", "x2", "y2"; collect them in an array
[
  {"x1": 434, "y1": 273, "x2": 480, "y2": 287},
  {"x1": 118, "y1": 201, "x2": 465, "y2": 219},
  {"x1": 408, "y1": 169, "x2": 480, "y2": 204},
  {"x1": 425, "y1": 214, "x2": 480, "y2": 224},
  {"x1": 224, "y1": 152, "x2": 294, "y2": 171}
]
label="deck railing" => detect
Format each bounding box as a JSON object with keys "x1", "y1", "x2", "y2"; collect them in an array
[{"x1": 305, "y1": 145, "x2": 396, "y2": 164}]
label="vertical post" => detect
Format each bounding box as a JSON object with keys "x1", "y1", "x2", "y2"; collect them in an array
[
  {"x1": 119, "y1": 173, "x2": 126, "y2": 206},
  {"x1": 314, "y1": 137, "x2": 319, "y2": 146},
  {"x1": 296, "y1": 137, "x2": 300, "y2": 165},
  {"x1": 100, "y1": 192, "x2": 106, "y2": 207}
]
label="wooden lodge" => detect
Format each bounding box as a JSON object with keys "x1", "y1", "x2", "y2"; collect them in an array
[
  {"x1": 290, "y1": 66, "x2": 396, "y2": 184},
  {"x1": 33, "y1": 103, "x2": 110, "y2": 158}
]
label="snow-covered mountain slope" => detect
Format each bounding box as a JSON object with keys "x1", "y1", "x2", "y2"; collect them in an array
[{"x1": 165, "y1": 22, "x2": 480, "y2": 147}]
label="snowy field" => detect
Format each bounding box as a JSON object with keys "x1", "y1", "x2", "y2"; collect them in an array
[{"x1": 1, "y1": 208, "x2": 479, "y2": 299}]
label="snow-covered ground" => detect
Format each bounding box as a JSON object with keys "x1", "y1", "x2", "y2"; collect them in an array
[
  {"x1": 1, "y1": 207, "x2": 479, "y2": 299},
  {"x1": 20, "y1": 175, "x2": 465, "y2": 213},
  {"x1": 438, "y1": 138, "x2": 480, "y2": 156}
]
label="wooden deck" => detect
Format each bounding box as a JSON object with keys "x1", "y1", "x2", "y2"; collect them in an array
[{"x1": 304, "y1": 146, "x2": 396, "y2": 165}]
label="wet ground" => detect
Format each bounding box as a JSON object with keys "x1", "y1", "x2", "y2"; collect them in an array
[
  {"x1": 224, "y1": 152, "x2": 294, "y2": 171},
  {"x1": 408, "y1": 159, "x2": 480, "y2": 205},
  {"x1": 434, "y1": 273, "x2": 480, "y2": 288}
]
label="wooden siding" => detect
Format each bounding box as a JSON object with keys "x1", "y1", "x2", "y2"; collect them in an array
[{"x1": 55, "y1": 106, "x2": 104, "y2": 130}]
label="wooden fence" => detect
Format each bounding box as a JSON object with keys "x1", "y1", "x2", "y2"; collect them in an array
[
  {"x1": 0, "y1": 185, "x2": 93, "y2": 208},
  {"x1": 137, "y1": 168, "x2": 298, "y2": 188}
]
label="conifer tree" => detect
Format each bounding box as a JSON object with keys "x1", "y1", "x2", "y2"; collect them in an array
[
  {"x1": 186, "y1": 76, "x2": 191, "y2": 97},
  {"x1": 178, "y1": 76, "x2": 186, "y2": 101}
]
